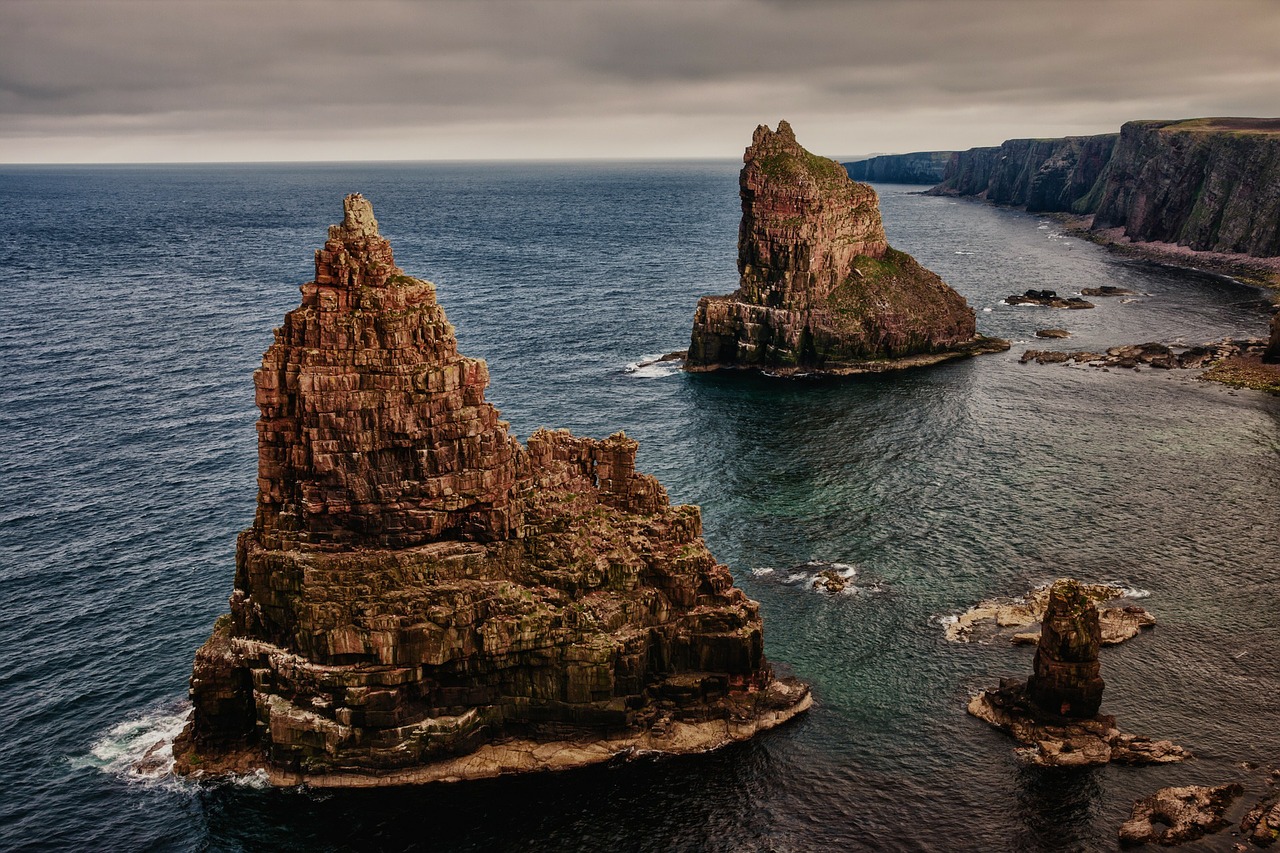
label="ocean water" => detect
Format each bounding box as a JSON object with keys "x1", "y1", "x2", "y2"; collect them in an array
[{"x1": 1, "y1": 162, "x2": 1277, "y2": 852}]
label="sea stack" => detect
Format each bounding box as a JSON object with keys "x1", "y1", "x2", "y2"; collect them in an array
[
  {"x1": 1267, "y1": 311, "x2": 1280, "y2": 362},
  {"x1": 172, "y1": 194, "x2": 810, "y2": 786},
  {"x1": 967, "y1": 578, "x2": 1186, "y2": 767},
  {"x1": 686, "y1": 121, "x2": 1005, "y2": 375},
  {"x1": 1027, "y1": 580, "x2": 1105, "y2": 718}
]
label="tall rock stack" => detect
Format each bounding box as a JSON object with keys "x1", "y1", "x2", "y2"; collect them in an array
[
  {"x1": 1026, "y1": 579, "x2": 1105, "y2": 718},
  {"x1": 175, "y1": 195, "x2": 809, "y2": 786},
  {"x1": 687, "y1": 121, "x2": 1000, "y2": 375}
]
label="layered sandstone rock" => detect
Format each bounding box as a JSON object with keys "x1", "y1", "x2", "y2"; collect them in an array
[
  {"x1": 173, "y1": 195, "x2": 809, "y2": 786},
  {"x1": 687, "y1": 121, "x2": 1004, "y2": 375},
  {"x1": 968, "y1": 579, "x2": 1186, "y2": 767},
  {"x1": 1119, "y1": 784, "x2": 1243, "y2": 847}
]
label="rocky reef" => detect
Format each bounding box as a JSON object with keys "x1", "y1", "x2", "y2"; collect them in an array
[
  {"x1": 842, "y1": 151, "x2": 951, "y2": 184},
  {"x1": 1019, "y1": 338, "x2": 1280, "y2": 393},
  {"x1": 1119, "y1": 784, "x2": 1243, "y2": 847},
  {"x1": 944, "y1": 579, "x2": 1155, "y2": 647},
  {"x1": 172, "y1": 194, "x2": 810, "y2": 786},
  {"x1": 968, "y1": 579, "x2": 1187, "y2": 767},
  {"x1": 687, "y1": 121, "x2": 1005, "y2": 376},
  {"x1": 1005, "y1": 289, "x2": 1095, "y2": 309}
]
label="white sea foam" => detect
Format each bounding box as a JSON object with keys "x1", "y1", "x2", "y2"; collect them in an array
[
  {"x1": 751, "y1": 567, "x2": 775, "y2": 577},
  {"x1": 784, "y1": 572, "x2": 810, "y2": 584},
  {"x1": 624, "y1": 354, "x2": 682, "y2": 379},
  {"x1": 982, "y1": 307, "x2": 993, "y2": 313},
  {"x1": 73, "y1": 704, "x2": 191, "y2": 785},
  {"x1": 954, "y1": 250, "x2": 976, "y2": 255}
]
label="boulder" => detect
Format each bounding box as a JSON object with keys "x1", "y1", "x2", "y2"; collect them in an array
[{"x1": 1118, "y1": 784, "x2": 1242, "y2": 847}]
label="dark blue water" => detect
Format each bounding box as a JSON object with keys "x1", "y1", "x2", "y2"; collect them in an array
[{"x1": 1, "y1": 163, "x2": 1277, "y2": 852}]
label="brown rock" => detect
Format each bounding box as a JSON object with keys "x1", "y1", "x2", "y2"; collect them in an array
[
  {"x1": 174, "y1": 195, "x2": 810, "y2": 785},
  {"x1": 687, "y1": 121, "x2": 1003, "y2": 375},
  {"x1": 1006, "y1": 289, "x2": 1095, "y2": 309},
  {"x1": 1267, "y1": 312, "x2": 1280, "y2": 363},
  {"x1": 1028, "y1": 579, "x2": 1104, "y2": 718},
  {"x1": 967, "y1": 578, "x2": 1186, "y2": 767},
  {"x1": 1119, "y1": 784, "x2": 1243, "y2": 847},
  {"x1": 1035, "y1": 328, "x2": 1070, "y2": 338},
  {"x1": 1242, "y1": 791, "x2": 1280, "y2": 847},
  {"x1": 946, "y1": 579, "x2": 1154, "y2": 646}
]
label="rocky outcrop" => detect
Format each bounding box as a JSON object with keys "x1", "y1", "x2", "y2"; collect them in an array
[
  {"x1": 929, "y1": 134, "x2": 1117, "y2": 213},
  {"x1": 1020, "y1": 338, "x2": 1273, "y2": 372},
  {"x1": 687, "y1": 121, "x2": 1005, "y2": 376},
  {"x1": 945, "y1": 579, "x2": 1155, "y2": 646},
  {"x1": 967, "y1": 579, "x2": 1187, "y2": 767},
  {"x1": 1005, "y1": 290, "x2": 1095, "y2": 309},
  {"x1": 1267, "y1": 312, "x2": 1280, "y2": 363},
  {"x1": 172, "y1": 194, "x2": 810, "y2": 786},
  {"x1": 1119, "y1": 784, "x2": 1243, "y2": 847},
  {"x1": 842, "y1": 151, "x2": 951, "y2": 184}
]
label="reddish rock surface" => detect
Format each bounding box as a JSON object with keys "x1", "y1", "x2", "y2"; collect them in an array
[
  {"x1": 1118, "y1": 784, "x2": 1243, "y2": 847},
  {"x1": 687, "y1": 121, "x2": 1003, "y2": 375},
  {"x1": 174, "y1": 195, "x2": 809, "y2": 786}
]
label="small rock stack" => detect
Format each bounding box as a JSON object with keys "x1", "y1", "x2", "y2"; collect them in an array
[{"x1": 1027, "y1": 579, "x2": 1105, "y2": 718}]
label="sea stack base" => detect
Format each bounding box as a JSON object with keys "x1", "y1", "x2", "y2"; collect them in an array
[{"x1": 968, "y1": 679, "x2": 1188, "y2": 767}]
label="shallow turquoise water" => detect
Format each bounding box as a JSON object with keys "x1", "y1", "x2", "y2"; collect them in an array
[{"x1": 0, "y1": 163, "x2": 1276, "y2": 851}]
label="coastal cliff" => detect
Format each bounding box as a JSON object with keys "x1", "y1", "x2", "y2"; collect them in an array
[
  {"x1": 173, "y1": 194, "x2": 809, "y2": 786},
  {"x1": 928, "y1": 134, "x2": 1117, "y2": 213},
  {"x1": 928, "y1": 118, "x2": 1280, "y2": 260},
  {"x1": 687, "y1": 122, "x2": 1004, "y2": 375},
  {"x1": 842, "y1": 151, "x2": 950, "y2": 184}
]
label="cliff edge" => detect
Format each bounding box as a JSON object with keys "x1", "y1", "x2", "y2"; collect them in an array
[
  {"x1": 172, "y1": 194, "x2": 809, "y2": 786},
  {"x1": 687, "y1": 121, "x2": 1005, "y2": 375}
]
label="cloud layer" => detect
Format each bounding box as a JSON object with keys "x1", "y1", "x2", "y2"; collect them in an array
[{"x1": 3, "y1": 0, "x2": 1278, "y2": 162}]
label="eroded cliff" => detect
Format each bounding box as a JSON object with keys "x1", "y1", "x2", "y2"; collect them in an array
[
  {"x1": 842, "y1": 151, "x2": 951, "y2": 184},
  {"x1": 929, "y1": 118, "x2": 1280, "y2": 259},
  {"x1": 687, "y1": 121, "x2": 1002, "y2": 375},
  {"x1": 173, "y1": 194, "x2": 809, "y2": 786}
]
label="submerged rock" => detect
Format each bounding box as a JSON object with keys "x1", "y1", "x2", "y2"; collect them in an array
[
  {"x1": 967, "y1": 579, "x2": 1186, "y2": 767},
  {"x1": 1118, "y1": 784, "x2": 1243, "y2": 847},
  {"x1": 1081, "y1": 285, "x2": 1137, "y2": 297},
  {"x1": 1019, "y1": 337, "x2": 1277, "y2": 389},
  {"x1": 1035, "y1": 328, "x2": 1071, "y2": 339},
  {"x1": 687, "y1": 121, "x2": 1006, "y2": 376},
  {"x1": 172, "y1": 195, "x2": 810, "y2": 786},
  {"x1": 945, "y1": 578, "x2": 1155, "y2": 646}
]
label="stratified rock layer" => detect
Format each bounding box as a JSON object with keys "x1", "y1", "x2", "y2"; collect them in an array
[
  {"x1": 687, "y1": 122, "x2": 999, "y2": 375},
  {"x1": 174, "y1": 195, "x2": 809, "y2": 785}
]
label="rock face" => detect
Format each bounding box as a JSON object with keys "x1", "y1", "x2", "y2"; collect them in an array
[
  {"x1": 687, "y1": 122, "x2": 1001, "y2": 375},
  {"x1": 1242, "y1": 791, "x2": 1280, "y2": 847},
  {"x1": 842, "y1": 151, "x2": 951, "y2": 184},
  {"x1": 1005, "y1": 289, "x2": 1095, "y2": 309},
  {"x1": 1027, "y1": 579, "x2": 1104, "y2": 718},
  {"x1": 967, "y1": 578, "x2": 1187, "y2": 767},
  {"x1": 173, "y1": 194, "x2": 810, "y2": 786},
  {"x1": 929, "y1": 134, "x2": 1117, "y2": 213},
  {"x1": 1267, "y1": 312, "x2": 1280, "y2": 363},
  {"x1": 929, "y1": 118, "x2": 1280, "y2": 258},
  {"x1": 1118, "y1": 784, "x2": 1243, "y2": 847}
]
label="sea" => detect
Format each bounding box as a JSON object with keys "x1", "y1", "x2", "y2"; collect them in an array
[{"x1": 1, "y1": 161, "x2": 1277, "y2": 852}]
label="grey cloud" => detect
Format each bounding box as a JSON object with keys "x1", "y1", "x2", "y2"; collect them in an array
[{"x1": 1, "y1": 0, "x2": 1277, "y2": 161}]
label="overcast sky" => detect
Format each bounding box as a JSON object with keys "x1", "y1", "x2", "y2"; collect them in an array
[{"x1": 3, "y1": 0, "x2": 1278, "y2": 163}]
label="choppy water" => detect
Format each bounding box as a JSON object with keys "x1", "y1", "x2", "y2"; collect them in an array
[{"x1": 1, "y1": 163, "x2": 1277, "y2": 852}]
